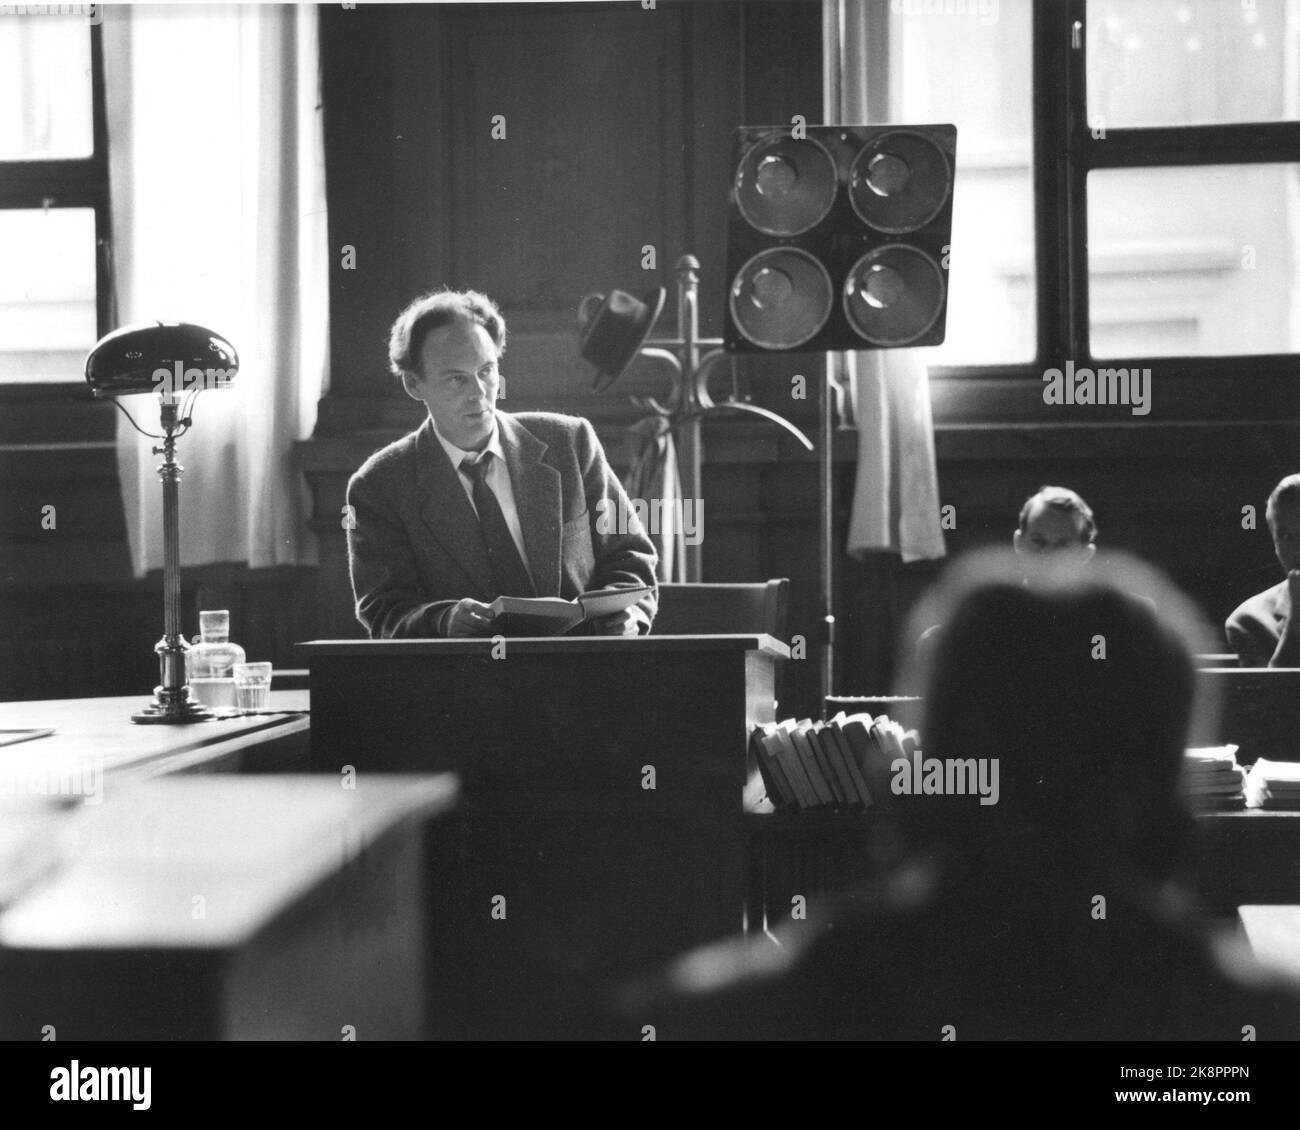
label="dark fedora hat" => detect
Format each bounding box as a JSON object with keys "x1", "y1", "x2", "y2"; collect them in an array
[{"x1": 577, "y1": 287, "x2": 667, "y2": 392}]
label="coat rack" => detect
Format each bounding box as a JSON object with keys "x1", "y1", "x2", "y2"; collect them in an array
[{"x1": 630, "y1": 254, "x2": 815, "y2": 582}]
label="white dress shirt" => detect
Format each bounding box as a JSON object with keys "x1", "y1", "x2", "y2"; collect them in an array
[{"x1": 431, "y1": 418, "x2": 533, "y2": 574}]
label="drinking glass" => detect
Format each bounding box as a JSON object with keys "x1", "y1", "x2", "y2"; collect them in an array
[{"x1": 232, "y1": 662, "x2": 272, "y2": 714}]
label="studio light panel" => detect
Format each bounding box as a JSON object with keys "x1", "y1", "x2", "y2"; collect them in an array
[{"x1": 724, "y1": 124, "x2": 957, "y2": 354}]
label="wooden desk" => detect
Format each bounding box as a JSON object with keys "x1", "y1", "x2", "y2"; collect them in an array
[
  {"x1": 1192, "y1": 668, "x2": 1300, "y2": 763},
  {"x1": 299, "y1": 633, "x2": 786, "y2": 1038},
  {"x1": 835, "y1": 670, "x2": 1300, "y2": 765},
  {"x1": 300, "y1": 634, "x2": 781, "y2": 787},
  {"x1": 0, "y1": 691, "x2": 310, "y2": 793},
  {"x1": 1195, "y1": 809, "x2": 1300, "y2": 910},
  {"x1": 0, "y1": 775, "x2": 457, "y2": 1039},
  {"x1": 1238, "y1": 905, "x2": 1300, "y2": 981},
  {"x1": 825, "y1": 695, "x2": 923, "y2": 729},
  {"x1": 744, "y1": 808, "x2": 1300, "y2": 926}
]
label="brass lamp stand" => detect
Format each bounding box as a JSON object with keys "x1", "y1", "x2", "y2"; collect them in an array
[{"x1": 131, "y1": 395, "x2": 212, "y2": 723}]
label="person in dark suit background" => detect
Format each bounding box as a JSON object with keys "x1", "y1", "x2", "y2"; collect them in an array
[
  {"x1": 915, "y1": 485, "x2": 1098, "y2": 661},
  {"x1": 1011, "y1": 483, "x2": 1097, "y2": 582},
  {"x1": 1226, "y1": 473, "x2": 1300, "y2": 667},
  {"x1": 622, "y1": 550, "x2": 1300, "y2": 1040},
  {"x1": 346, "y1": 289, "x2": 658, "y2": 638}
]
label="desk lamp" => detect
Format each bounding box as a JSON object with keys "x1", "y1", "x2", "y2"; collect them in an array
[{"x1": 84, "y1": 323, "x2": 239, "y2": 723}]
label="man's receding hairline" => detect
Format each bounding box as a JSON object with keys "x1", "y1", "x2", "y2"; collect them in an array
[
  {"x1": 389, "y1": 288, "x2": 507, "y2": 384},
  {"x1": 1018, "y1": 487, "x2": 1096, "y2": 543},
  {"x1": 1023, "y1": 498, "x2": 1088, "y2": 534},
  {"x1": 1267, "y1": 474, "x2": 1300, "y2": 523},
  {"x1": 420, "y1": 318, "x2": 500, "y2": 367}
]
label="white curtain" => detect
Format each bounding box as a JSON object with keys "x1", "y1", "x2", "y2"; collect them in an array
[
  {"x1": 825, "y1": 0, "x2": 946, "y2": 564},
  {"x1": 102, "y1": 3, "x2": 328, "y2": 573}
]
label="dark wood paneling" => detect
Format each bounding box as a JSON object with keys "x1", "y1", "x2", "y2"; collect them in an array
[
  {"x1": 0, "y1": 394, "x2": 115, "y2": 444},
  {"x1": 307, "y1": 0, "x2": 1300, "y2": 720},
  {"x1": 0, "y1": 567, "x2": 317, "y2": 702},
  {"x1": 929, "y1": 364, "x2": 1300, "y2": 425},
  {"x1": 320, "y1": 3, "x2": 405, "y2": 399},
  {"x1": 448, "y1": 7, "x2": 685, "y2": 316},
  {"x1": 320, "y1": 1, "x2": 706, "y2": 401}
]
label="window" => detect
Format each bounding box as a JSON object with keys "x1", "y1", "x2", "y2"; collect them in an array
[
  {"x1": 1081, "y1": 0, "x2": 1300, "y2": 362},
  {"x1": 879, "y1": 0, "x2": 1300, "y2": 379},
  {"x1": 884, "y1": 0, "x2": 1036, "y2": 366},
  {"x1": 1087, "y1": 162, "x2": 1298, "y2": 358},
  {"x1": 1086, "y1": 0, "x2": 1298, "y2": 129},
  {"x1": 0, "y1": 9, "x2": 109, "y2": 387}
]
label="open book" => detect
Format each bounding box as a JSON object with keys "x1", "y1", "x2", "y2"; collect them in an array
[{"x1": 487, "y1": 584, "x2": 653, "y2": 636}]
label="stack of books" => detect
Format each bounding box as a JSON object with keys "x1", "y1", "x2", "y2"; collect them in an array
[
  {"x1": 749, "y1": 713, "x2": 914, "y2": 811},
  {"x1": 1183, "y1": 745, "x2": 1246, "y2": 811},
  {"x1": 1244, "y1": 758, "x2": 1300, "y2": 810}
]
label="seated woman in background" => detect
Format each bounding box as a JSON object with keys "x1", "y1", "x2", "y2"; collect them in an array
[{"x1": 621, "y1": 549, "x2": 1300, "y2": 1040}]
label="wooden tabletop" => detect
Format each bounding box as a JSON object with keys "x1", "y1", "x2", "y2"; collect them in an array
[
  {"x1": 299, "y1": 633, "x2": 791, "y2": 658},
  {"x1": 0, "y1": 692, "x2": 310, "y2": 796},
  {"x1": 0, "y1": 774, "x2": 457, "y2": 950},
  {"x1": 1237, "y1": 905, "x2": 1300, "y2": 980}
]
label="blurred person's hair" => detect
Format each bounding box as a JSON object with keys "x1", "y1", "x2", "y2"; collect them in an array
[{"x1": 896, "y1": 549, "x2": 1217, "y2": 887}]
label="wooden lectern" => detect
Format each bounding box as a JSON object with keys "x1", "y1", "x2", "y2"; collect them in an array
[{"x1": 298, "y1": 633, "x2": 786, "y2": 1039}]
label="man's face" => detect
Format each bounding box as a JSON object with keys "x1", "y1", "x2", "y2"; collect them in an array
[
  {"x1": 1270, "y1": 499, "x2": 1300, "y2": 573},
  {"x1": 1013, "y1": 500, "x2": 1095, "y2": 583},
  {"x1": 406, "y1": 319, "x2": 501, "y2": 451}
]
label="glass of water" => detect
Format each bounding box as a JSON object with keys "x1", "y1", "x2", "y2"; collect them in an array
[{"x1": 232, "y1": 662, "x2": 273, "y2": 714}]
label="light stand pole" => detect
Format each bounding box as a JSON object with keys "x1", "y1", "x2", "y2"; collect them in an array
[
  {"x1": 675, "y1": 256, "x2": 705, "y2": 581},
  {"x1": 820, "y1": 356, "x2": 836, "y2": 701}
]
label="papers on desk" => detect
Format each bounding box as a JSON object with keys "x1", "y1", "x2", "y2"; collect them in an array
[
  {"x1": 1184, "y1": 745, "x2": 1246, "y2": 811},
  {"x1": 1245, "y1": 758, "x2": 1300, "y2": 810}
]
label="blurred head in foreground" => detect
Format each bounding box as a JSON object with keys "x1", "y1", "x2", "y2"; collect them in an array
[
  {"x1": 622, "y1": 552, "x2": 1300, "y2": 1041},
  {"x1": 899, "y1": 547, "x2": 1217, "y2": 890}
]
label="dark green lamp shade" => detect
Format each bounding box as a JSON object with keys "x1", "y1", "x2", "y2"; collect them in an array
[{"x1": 85, "y1": 322, "x2": 239, "y2": 398}]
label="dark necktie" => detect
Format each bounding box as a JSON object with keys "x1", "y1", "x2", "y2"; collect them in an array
[{"x1": 460, "y1": 452, "x2": 536, "y2": 598}]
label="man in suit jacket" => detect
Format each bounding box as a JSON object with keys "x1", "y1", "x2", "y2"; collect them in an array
[
  {"x1": 347, "y1": 289, "x2": 658, "y2": 638},
  {"x1": 1226, "y1": 473, "x2": 1300, "y2": 666},
  {"x1": 915, "y1": 485, "x2": 1098, "y2": 662}
]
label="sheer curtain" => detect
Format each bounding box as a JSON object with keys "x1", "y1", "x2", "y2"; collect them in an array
[
  {"x1": 102, "y1": 3, "x2": 328, "y2": 573},
  {"x1": 825, "y1": 0, "x2": 946, "y2": 564}
]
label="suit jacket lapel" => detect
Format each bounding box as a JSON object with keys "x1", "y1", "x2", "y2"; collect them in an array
[
  {"x1": 414, "y1": 417, "x2": 495, "y2": 597},
  {"x1": 499, "y1": 413, "x2": 562, "y2": 597}
]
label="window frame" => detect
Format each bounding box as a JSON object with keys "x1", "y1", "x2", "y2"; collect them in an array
[
  {"x1": 1065, "y1": 0, "x2": 1300, "y2": 375},
  {"x1": 924, "y1": 0, "x2": 1300, "y2": 392},
  {"x1": 0, "y1": 17, "x2": 111, "y2": 402}
]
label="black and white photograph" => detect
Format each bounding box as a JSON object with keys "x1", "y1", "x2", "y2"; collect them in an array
[{"x1": 2, "y1": 0, "x2": 1300, "y2": 1101}]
